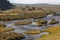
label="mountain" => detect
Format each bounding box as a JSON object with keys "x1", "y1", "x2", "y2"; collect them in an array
[
  {"x1": 12, "y1": 3, "x2": 60, "y2": 7},
  {"x1": 0, "y1": 0, "x2": 13, "y2": 10}
]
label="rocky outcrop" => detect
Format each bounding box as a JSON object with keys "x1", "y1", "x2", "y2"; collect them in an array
[{"x1": 0, "y1": 0, "x2": 13, "y2": 10}]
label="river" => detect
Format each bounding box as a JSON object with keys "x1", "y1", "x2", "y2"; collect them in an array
[{"x1": 1, "y1": 14, "x2": 60, "y2": 40}]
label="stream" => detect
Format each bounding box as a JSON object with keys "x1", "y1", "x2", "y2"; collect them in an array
[{"x1": 1, "y1": 14, "x2": 60, "y2": 40}]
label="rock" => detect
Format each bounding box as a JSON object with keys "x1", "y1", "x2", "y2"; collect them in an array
[
  {"x1": 0, "y1": 0, "x2": 13, "y2": 10},
  {"x1": 49, "y1": 19, "x2": 59, "y2": 24}
]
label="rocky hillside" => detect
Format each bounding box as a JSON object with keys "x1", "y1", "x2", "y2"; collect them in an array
[{"x1": 0, "y1": 0, "x2": 13, "y2": 10}]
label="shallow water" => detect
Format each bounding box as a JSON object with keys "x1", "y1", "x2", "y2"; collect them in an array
[
  {"x1": 1, "y1": 15, "x2": 60, "y2": 40},
  {"x1": 5, "y1": 16, "x2": 59, "y2": 29}
]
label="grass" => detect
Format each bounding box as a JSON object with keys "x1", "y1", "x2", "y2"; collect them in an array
[
  {"x1": 0, "y1": 32, "x2": 25, "y2": 40},
  {"x1": 14, "y1": 21, "x2": 32, "y2": 26},
  {"x1": 37, "y1": 25, "x2": 60, "y2": 40},
  {"x1": 49, "y1": 19, "x2": 59, "y2": 24},
  {"x1": 43, "y1": 25, "x2": 60, "y2": 34},
  {"x1": 38, "y1": 33, "x2": 60, "y2": 40},
  {"x1": 0, "y1": 24, "x2": 6, "y2": 28},
  {"x1": 0, "y1": 6, "x2": 50, "y2": 21},
  {"x1": 24, "y1": 30, "x2": 41, "y2": 35},
  {"x1": 35, "y1": 20, "x2": 47, "y2": 27},
  {"x1": 0, "y1": 28, "x2": 15, "y2": 32}
]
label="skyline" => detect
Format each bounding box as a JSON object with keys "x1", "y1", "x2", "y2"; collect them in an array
[{"x1": 8, "y1": 0, "x2": 60, "y2": 4}]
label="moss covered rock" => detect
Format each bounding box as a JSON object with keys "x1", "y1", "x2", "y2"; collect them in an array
[
  {"x1": 49, "y1": 19, "x2": 59, "y2": 24},
  {"x1": 35, "y1": 20, "x2": 47, "y2": 27}
]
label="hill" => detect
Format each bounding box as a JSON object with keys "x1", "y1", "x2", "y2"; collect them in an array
[
  {"x1": 12, "y1": 3, "x2": 60, "y2": 12},
  {"x1": 0, "y1": 0, "x2": 13, "y2": 10}
]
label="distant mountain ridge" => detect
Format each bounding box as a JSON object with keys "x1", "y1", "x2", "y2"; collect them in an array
[
  {"x1": 12, "y1": 3, "x2": 60, "y2": 12},
  {"x1": 12, "y1": 3, "x2": 60, "y2": 7}
]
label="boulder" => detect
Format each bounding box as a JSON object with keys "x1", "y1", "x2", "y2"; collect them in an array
[{"x1": 49, "y1": 19, "x2": 59, "y2": 24}]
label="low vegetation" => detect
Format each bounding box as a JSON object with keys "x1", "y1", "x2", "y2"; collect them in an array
[
  {"x1": 35, "y1": 20, "x2": 47, "y2": 27},
  {"x1": 24, "y1": 30, "x2": 41, "y2": 35},
  {"x1": 38, "y1": 25, "x2": 60, "y2": 40},
  {"x1": 0, "y1": 6, "x2": 49, "y2": 21},
  {"x1": 43, "y1": 25, "x2": 60, "y2": 34},
  {"x1": 0, "y1": 28, "x2": 15, "y2": 32},
  {"x1": 49, "y1": 19, "x2": 59, "y2": 24},
  {"x1": 14, "y1": 21, "x2": 32, "y2": 26},
  {"x1": 37, "y1": 33, "x2": 60, "y2": 40},
  {"x1": 0, "y1": 32, "x2": 25, "y2": 40},
  {"x1": 0, "y1": 24, "x2": 6, "y2": 28}
]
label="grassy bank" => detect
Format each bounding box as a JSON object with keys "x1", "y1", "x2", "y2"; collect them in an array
[{"x1": 0, "y1": 6, "x2": 49, "y2": 21}]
